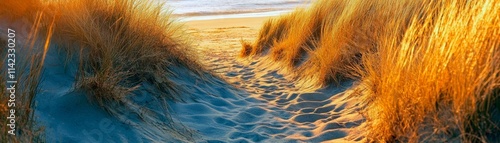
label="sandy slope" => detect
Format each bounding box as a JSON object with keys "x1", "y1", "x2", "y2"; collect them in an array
[
  {"x1": 180, "y1": 17, "x2": 365, "y2": 142},
  {"x1": 3, "y1": 16, "x2": 364, "y2": 142}
]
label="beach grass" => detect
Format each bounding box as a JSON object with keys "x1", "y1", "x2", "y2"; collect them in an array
[
  {"x1": 43, "y1": 0, "x2": 206, "y2": 141},
  {"x1": 360, "y1": 1, "x2": 500, "y2": 142},
  {"x1": 241, "y1": 0, "x2": 500, "y2": 142},
  {"x1": 1, "y1": 0, "x2": 208, "y2": 141}
]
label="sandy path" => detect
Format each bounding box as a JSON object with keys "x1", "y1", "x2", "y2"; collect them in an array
[
  {"x1": 24, "y1": 16, "x2": 365, "y2": 142},
  {"x1": 181, "y1": 17, "x2": 365, "y2": 142}
]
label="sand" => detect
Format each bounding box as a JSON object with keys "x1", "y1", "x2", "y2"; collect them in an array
[
  {"x1": 4, "y1": 16, "x2": 364, "y2": 142},
  {"x1": 176, "y1": 17, "x2": 365, "y2": 142}
]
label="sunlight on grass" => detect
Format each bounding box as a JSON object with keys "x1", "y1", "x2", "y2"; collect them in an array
[
  {"x1": 1, "y1": 0, "x2": 208, "y2": 142},
  {"x1": 242, "y1": 0, "x2": 500, "y2": 142}
]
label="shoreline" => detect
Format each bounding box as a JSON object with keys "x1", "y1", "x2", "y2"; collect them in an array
[
  {"x1": 184, "y1": 16, "x2": 272, "y2": 29},
  {"x1": 176, "y1": 10, "x2": 290, "y2": 22}
]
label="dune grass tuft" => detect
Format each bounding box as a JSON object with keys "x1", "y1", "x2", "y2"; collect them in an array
[
  {"x1": 241, "y1": 0, "x2": 426, "y2": 88},
  {"x1": 46, "y1": 0, "x2": 206, "y2": 104},
  {"x1": 37, "y1": 0, "x2": 207, "y2": 141},
  {"x1": 242, "y1": 0, "x2": 500, "y2": 142},
  {"x1": 2, "y1": 0, "x2": 210, "y2": 141},
  {"x1": 360, "y1": 1, "x2": 500, "y2": 142}
]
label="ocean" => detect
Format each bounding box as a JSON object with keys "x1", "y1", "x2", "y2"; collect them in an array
[{"x1": 160, "y1": 0, "x2": 312, "y2": 21}]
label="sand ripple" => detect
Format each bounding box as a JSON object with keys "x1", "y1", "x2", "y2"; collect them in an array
[{"x1": 169, "y1": 48, "x2": 365, "y2": 142}]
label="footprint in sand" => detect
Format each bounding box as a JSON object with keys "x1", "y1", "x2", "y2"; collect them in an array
[{"x1": 167, "y1": 48, "x2": 364, "y2": 142}]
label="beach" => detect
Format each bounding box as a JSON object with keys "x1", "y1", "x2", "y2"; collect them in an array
[
  {"x1": 3, "y1": 0, "x2": 499, "y2": 142},
  {"x1": 170, "y1": 17, "x2": 364, "y2": 142},
  {"x1": 18, "y1": 14, "x2": 362, "y2": 142},
  {"x1": 164, "y1": 0, "x2": 310, "y2": 17},
  {"x1": 184, "y1": 17, "x2": 268, "y2": 57}
]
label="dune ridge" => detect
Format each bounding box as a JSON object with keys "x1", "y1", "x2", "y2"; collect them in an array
[
  {"x1": 3, "y1": 0, "x2": 499, "y2": 142},
  {"x1": 1, "y1": 0, "x2": 233, "y2": 142},
  {"x1": 241, "y1": 0, "x2": 500, "y2": 142}
]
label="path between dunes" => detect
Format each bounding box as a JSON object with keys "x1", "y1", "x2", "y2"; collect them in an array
[
  {"x1": 172, "y1": 17, "x2": 366, "y2": 142},
  {"x1": 31, "y1": 17, "x2": 364, "y2": 143}
]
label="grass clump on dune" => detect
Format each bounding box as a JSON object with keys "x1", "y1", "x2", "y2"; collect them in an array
[
  {"x1": 241, "y1": 0, "x2": 425, "y2": 88},
  {"x1": 48, "y1": 0, "x2": 204, "y2": 105},
  {"x1": 242, "y1": 0, "x2": 500, "y2": 142},
  {"x1": 3, "y1": 0, "x2": 209, "y2": 141},
  {"x1": 40, "y1": 0, "x2": 206, "y2": 141},
  {"x1": 361, "y1": 1, "x2": 500, "y2": 142}
]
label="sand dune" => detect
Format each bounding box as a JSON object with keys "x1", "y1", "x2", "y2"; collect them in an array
[
  {"x1": 239, "y1": 0, "x2": 500, "y2": 142},
  {"x1": 1, "y1": 5, "x2": 364, "y2": 142},
  {"x1": 35, "y1": 42, "x2": 245, "y2": 142},
  {"x1": 179, "y1": 18, "x2": 364, "y2": 142},
  {"x1": 23, "y1": 17, "x2": 365, "y2": 142},
  {"x1": 4, "y1": 0, "x2": 497, "y2": 142}
]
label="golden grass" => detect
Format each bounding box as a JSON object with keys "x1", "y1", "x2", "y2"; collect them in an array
[
  {"x1": 2, "y1": 0, "x2": 208, "y2": 141},
  {"x1": 40, "y1": 0, "x2": 204, "y2": 141},
  {"x1": 242, "y1": 0, "x2": 500, "y2": 142},
  {"x1": 241, "y1": 0, "x2": 426, "y2": 88},
  {"x1": 361, "y1": 1, "x2": 500, "y2": 142},
  {"x1": 0, "y1": 0, "x2": 40, "y2": 21},
  {"x1": 46, "y1": 0, "x2": 206, "y2": 105}
]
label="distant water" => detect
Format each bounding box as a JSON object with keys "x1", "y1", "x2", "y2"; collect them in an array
[{"x1": 159, "y1": 0, "x2": 311, "y2": 21}]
